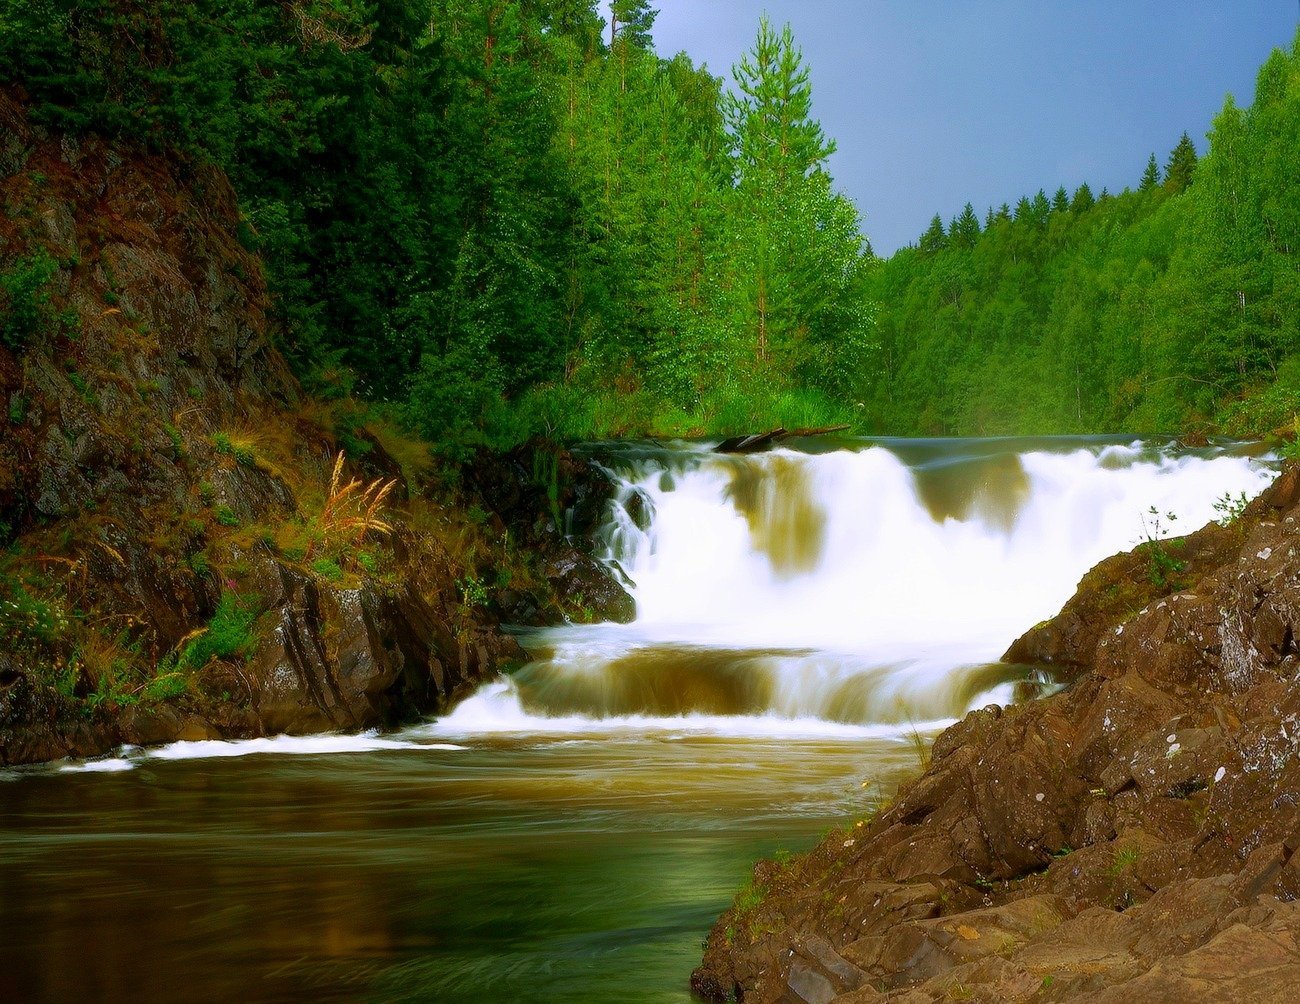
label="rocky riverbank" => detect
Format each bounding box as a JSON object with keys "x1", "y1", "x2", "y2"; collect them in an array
[
  {"x1": 0, "y1": 91, "x2": 631, "y2": 768},
  {"x1": 693, "y1": 465, "x2": 1300, "y2": 1001}
]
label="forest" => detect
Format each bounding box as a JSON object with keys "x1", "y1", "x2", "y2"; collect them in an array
[
  {"x1": 2, "y1": 0, "x2": 873, "y2": 450},
  {"x1": 4, "y1": 1, "x2": 1300, "y2": 443}
]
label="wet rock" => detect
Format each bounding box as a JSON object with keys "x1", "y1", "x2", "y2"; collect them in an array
[
  {"x1": 542, "y1": 546, "x2": 636, "y2": 623},
  {"x1": 694, "y1": 460, "x2": 1300, "y2": 1001}
]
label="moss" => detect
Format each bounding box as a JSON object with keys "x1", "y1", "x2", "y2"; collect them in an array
[
  {"x1": 214, "y1": 504, "x2": 239, "y2": 527},
  {"x1": 310, "y1": 556, "x2": 344, "y2": 581}
]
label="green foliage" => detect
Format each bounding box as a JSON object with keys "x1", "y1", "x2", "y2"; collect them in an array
[
  {"x1": 5, "y1": 1, "x2": 879, "y2": 440},
  {"x1": 142, "y1": 671, "x2": 189, "y2": 702},
  {"x1": 457, "y1": 574, "x2": 489, "y2": 608},
  {"x1": 1138, "y1": 507, "x2": 1186, "y2": 589},
  {"x1": 214, "y1": 504, "x2": 239, "y2": 527},
  {"x1": 0, "y1": 249, "x2": 61, "y2": 351},
  {"x1": 311, "y1": 556, "x2": 344, "y2": 581},
  {"x1": 163, "y1": 423, "x2": 184, "y2": 459},
  {"x1": 173, "y1": 593, "x2": 258, "y2": 672},
  {"x1": 863, "y1": 29, "x2": 1300, "y2": 438},
  {"x1": 0, "y1": 575, "x2": 72, "y2": 649},
  {"x1": 531, "y1": 448, "x2": 563, "y2": 531},
  {"x1": 212, "y1": 431, "x2": 255, "y2": 465},
  {"x1": 1212, "y1": 491, "x2": 1250, "y2": 527},
  {"x1": 188, "y1": 550, "x2": 211, "y2": 577}
]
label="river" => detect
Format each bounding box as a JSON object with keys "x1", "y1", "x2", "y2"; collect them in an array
[{"x1": 0, "y1": 436, "x2": 1276, "y2": 1001}]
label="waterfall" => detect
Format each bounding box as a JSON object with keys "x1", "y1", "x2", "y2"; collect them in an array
[{"x1": 434, "y1": 438, "x2": 1275, "y2": 738}]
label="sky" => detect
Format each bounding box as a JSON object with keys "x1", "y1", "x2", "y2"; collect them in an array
[{"x1": 648, "y1": 2, "x2": 1299, "y2": 255}]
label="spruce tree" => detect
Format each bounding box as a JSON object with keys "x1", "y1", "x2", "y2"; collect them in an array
[
  {"x1": 1164, "y1": 132, "x2": 1197, "y2": 193},
  {"x1": 1052, "y1": 186, "x2": 1069, "y2": 213},
  {"x1": 1030, "y1": 189, "x2": 1051, "y2": 225},
  {"x1": 951, "y1": 202, "x2": 980, "y2": 249},
  {"x1": 1070, "y1": 183, "x2": 1094, "y2": 213},
  {"x1": 919, "y1": 213, "x2": 947, "y2": 253},
  {"x1": 1139, "y1": 153, "x2": 1160, "y2": 191}
]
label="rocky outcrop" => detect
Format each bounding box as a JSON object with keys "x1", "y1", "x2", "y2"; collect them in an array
[
  {"x1": 0, "y1": 91, "x2": 625, "y2": 767},
  {"x1": 466, "y1": 443, "x2": 636, "y2": 625},
  {"x1": 694, "y1": 465, "x2": 1300, "y2": 1001}
]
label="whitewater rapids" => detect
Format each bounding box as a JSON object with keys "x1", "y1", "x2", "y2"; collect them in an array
[{"x1": 435, "y1": 437, "x2": 1275, "y2": 740}]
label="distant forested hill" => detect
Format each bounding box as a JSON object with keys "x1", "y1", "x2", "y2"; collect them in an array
[{"x1": 864, "y1": 34, "x2": 1300, "y2": 438}]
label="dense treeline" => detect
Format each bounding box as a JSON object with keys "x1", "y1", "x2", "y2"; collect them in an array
[
  {"x1": 866, "y1": 32, "x2": 1300, "y2": 437},
  {"x1": 7, "y1": 4, "x2": 1300, "y2": 443},
  {"x1": 1, "y1": 0, "x2": 872, "y2": 446}
]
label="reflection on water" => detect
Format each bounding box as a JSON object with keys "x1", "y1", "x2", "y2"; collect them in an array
[{"x1": 0, "y1": 733, "x2": 918, "y2": 1003}]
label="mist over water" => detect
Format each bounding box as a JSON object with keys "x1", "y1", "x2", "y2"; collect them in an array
[{"x1": 2, "y1": 437, "x2": 1276, "y2": 1002}]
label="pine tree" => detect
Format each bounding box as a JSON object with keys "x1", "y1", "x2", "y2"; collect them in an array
[
  {"x1": 1164, "y1": 132, "x2": 1197, "y2": 193},
  {"x1": 609, "y1": 1, "x2": 657, "y2": 50},
  {"x1": 1070, "y1": 183, "x2": 1094, "y2": 213},
  {"x1": 919, "y1": 213, "x2": 947, "y2": 253},
  {"x1": 951, "y1": 202, "x2": 980, "y2": 249},
  {"x1": 725, "y1": 16, "x2": 834, "y2": 189},
  {"x1": 1139, "y1": 153, "x2": 1160, "y2": 191},
  {"x1": 723, "y1": 16, "x2": 866, "y2": 372},
  {"x1": 1052, "y1": 186, "x2": 1069, "y2": 213}
]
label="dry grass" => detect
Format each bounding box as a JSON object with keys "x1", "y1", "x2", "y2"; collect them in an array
[{"x1": 304, "y1": 452, "x2": 397, "y2": 558}]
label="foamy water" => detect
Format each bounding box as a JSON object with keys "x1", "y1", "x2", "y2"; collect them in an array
[{"x1": 441, "y1": 438, "x2": 1273, "y2": 737}]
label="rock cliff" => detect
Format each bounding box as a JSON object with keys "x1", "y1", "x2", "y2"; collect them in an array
[{"x1": 0, "y1": 91, "x2": 630, "y2": 767}]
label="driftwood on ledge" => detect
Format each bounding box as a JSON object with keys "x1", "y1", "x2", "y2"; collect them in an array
[{"x1": 713, "y1": 425, "x2": 851, "y2": 454}]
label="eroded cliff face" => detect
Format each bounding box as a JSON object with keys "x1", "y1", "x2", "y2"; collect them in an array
[
  {"x1": 0, "y1": 91, "x2": 630, "y2": 767},
  {"x1": 694, "y1": 467, "x2": 1300, "y2": 1002}
]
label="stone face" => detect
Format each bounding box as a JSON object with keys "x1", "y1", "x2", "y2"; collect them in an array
[
  {"x1": 694, "y1": 461, "x2": 1300, "y2": 1002},
  {"x1": 0, "y1": 92, "x2": 611, "y2": 767},
  {"x1": 466, "y1": 444, "x2": 636, "y2": 625}
]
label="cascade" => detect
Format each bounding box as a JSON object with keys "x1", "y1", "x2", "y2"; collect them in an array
[{"x1": 435, "y1": 438, "x2": 1275, "y2": 738}]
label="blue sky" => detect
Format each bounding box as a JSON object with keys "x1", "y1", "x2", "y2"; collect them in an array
[{"x1": 650, "y1": 2, "x2": 1298, "y2": 255}]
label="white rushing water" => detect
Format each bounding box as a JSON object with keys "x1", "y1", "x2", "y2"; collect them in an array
[
  {"x1": 436, "y1": 439, "x2": 1275, "y2": 740},
  {"x1": 67, "y1": 438, "x2": 1272, "y2": 770}
]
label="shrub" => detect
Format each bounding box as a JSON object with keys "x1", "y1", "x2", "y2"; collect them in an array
[
  {"x1": 0, "y1": 250, "x2": 60, "y2": 351},
  {"x1": 142, "y1": 671, "x2": 189, "y2": 702},
  {"x1": 212, "y1": 431, "x2": 255, "y2": 465},
  {"x1": 0, "y1": 577, "x2": 71, "y2": 649},
  {"x1": 174, "y1": 593, "x2": 258, "y2": 672}
]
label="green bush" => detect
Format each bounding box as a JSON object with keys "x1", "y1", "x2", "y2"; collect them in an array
[
  {"x1": 142, "y1": 671, "x2": 189, "y2": 702},
  {"x1": 174, "y1": 593, "x2": 259, "y2": 672},
  {"x1": 0, "y1": 577, "x2": 71, "y2": 649},
  {"x1": 1, "y1": 250, "x2": 60, "y2": 351}
]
